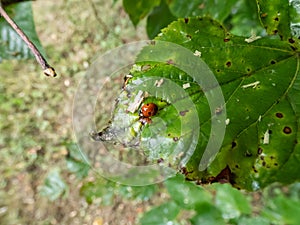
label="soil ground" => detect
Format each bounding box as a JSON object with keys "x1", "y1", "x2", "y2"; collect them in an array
[{"x1": 0, "y1": 1, "x2": 169, "y2": 224}]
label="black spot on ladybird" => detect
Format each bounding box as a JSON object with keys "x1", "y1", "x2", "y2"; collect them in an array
[
  {"x1": 140, "y1": 103, "x2": 158, "y2": 117},
  {"x1": 276, "y1": 112, "x2": 283, "y2": 118},
  {"x1": 283, "y1": 126, "x2": 292, "y2": 134}
]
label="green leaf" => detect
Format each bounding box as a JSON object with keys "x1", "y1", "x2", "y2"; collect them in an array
[
  {"x1": 190, "y1": 203, "x2": 226, "y2": 225},
  {"x1": 228, "y1": 0, "x2": 265, "y2": 37},
  {"x1": 139, "y1": 201, "x2": 180, "y2": 225},
  {"x1": 146, "y1": 1, "x2": 176, "y2": 39},
  {"x1": 262, "y1": 194, "x2": 300, "y2": 224},
  {"x1": 290, "y1": 0, "x2": 300, "y2": 39},
  {"x1": 118, "y1": 184, "x2": 158, "y2": 201},
  {"x1": 39, "y1": 168, "x2": 68, "y2": 201},
  {"x1": 235, "y1": 216, "x2": 271, "y2": 225},
  {"x1": 164, "y1": 174, "x2": 212, "y2": 210},
  {"x1": 65, "y1": 142, "x2": 90, "y2": 179},
  {"x1": 80, "y1": 179, "x2": 114, "y2": 205},
  {"x1": 123, "y1": 0, "x2": 161, "y2": 26},
  {"x1": 213, "y1": 183, "x2": 251, "y2": 219},
  {"x1": 256, "y1": 0, "x2": 291, "y2": 39},
  {"x1": 0, "y1": 2, "x2": 44, "y2": 61},
  {"x1": 167, "y1": 0, "x2": 239, "y2": 22},
  {"x1": 97, "y1": 17, "x2": 300, "y2": 190}
]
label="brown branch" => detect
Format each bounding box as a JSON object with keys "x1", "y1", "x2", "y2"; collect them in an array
[
  {"x1": 0, "y1": 3, "x2": 57, "y2": 77},
  {"x1": 87, "y1": 0, "x2": 110, "y2": 39}
]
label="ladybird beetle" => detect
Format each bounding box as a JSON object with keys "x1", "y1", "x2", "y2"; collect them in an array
[{"x1": 140, "y1": 103, "x2": 158, "y2": 117}]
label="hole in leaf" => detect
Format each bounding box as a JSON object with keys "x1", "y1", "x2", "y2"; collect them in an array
[
  {"x1": 274, "y1": 17, "x2": 279, "y2": 21},
  {"x1": 257, "y1": 148, "x2": 263, "y2": 154},
  {"x1": 245, "y1": 150, "x2": 252, "y2": 157},
  {"x1": 270, "y1": 60, "x2": 276, "y2": 65},
  {"x1": 224, "y1": 38, "x2": 230, "y2": 42},
  {"x1": 231, "y1": 141, "x2": 237, "y2": 148},
  {"x1": 226, "y1": 61, "x2": 232, "y2": 67},
  {"x1": 262, "y1": 161, "x2": 266, "y2": 167},
  {"x1": 184, "y1": 18, "x2": 189, "y2": 23}
]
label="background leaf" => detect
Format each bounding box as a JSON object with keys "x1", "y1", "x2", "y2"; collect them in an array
[
  {"x1": 39, "y1": 168, "x2": 68, "y2": 201},
  {"x1": 146, "y1": 0, "x2": 176, "y2": 39},
  {"x1": 213, "y1": 183, "x2": 251, "y2": 219},
  {"x1": 256, "y1": 0, "x2": 291, "y2": 39},
  {"x1": 0, "y1": 2, "x2": 43, "y2": 61},
  {"x1": 139, "y1": 201, "x2": 180, "y2": 225},
  {"x1": 164, "y1": 175, "x2": 212, "y2": 210},
  {"x1": 167, "y1": 0, "x2": 238, "y2": 23},
  {"x1": 123, "y1": 0, "x2": 161, "y2": 26}
]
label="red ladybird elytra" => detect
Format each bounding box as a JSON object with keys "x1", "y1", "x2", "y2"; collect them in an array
[{"x1": 140, "y1": 103, "x2": 158, "y2": 117}]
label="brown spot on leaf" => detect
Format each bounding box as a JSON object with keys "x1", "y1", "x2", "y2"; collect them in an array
[
  {"x1": 226, "y1": 61, "x2": 232, "y2": 67},
  {"x1": 173, "y1": 137, "x2": 179, "y2": 142},
  {"x1": 166, "y1": 59, "x2": 175, "y2": 65},
  {"x1": 289, "y1": 38, "x2": 295, "y2": 44},
  {"x1": 213, "y1": 165, "x2": 234, "y2": 184},
  {"x1": 283, "y1": 126, "x2": 292, "y2": 134},
  {"x1": 179, "y1": 110, "x2": 189, "y2": 116},
  {"x1": 261, "y1": 13, "x2": 267, "y2": 18},
  {"x1": 276, "y1": 112, "x2": 283, "y2": 118}
]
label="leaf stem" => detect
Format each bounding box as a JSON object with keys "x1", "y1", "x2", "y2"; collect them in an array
[{"x1": 0, "y1": 4, "x2": 57, "y2": 77}]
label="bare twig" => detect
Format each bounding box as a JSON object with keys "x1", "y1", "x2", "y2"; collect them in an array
[
  {"x1": 87, "y1": 0, "x2": 110, "y2": 39},
  {"x1": 0, "y1": 3, "x2": 57, "y2": 77}
]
